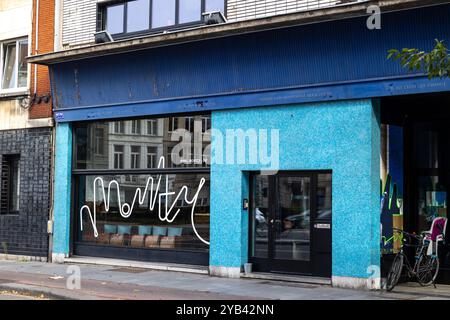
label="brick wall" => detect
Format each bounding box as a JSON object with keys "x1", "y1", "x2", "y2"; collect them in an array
[
  {"x1": 0, "y1": 127, "x2": 52, "y2": 258},
  {"x1": 29, "y1": 0, "x2": 55, "y2": 120}
]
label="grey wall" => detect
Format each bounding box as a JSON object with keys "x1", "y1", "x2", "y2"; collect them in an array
[{"x1": 0, "y1": 127, "x2": 52, "y2": 258}]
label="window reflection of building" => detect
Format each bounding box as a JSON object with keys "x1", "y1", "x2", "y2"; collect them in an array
[
  {"x1": 108, "y1": 119, "x2": 164, "y2": 170},
  {"x1": 131, "y1": 120, "x2": 141, "y2": 135},
  {"x1": 113, "y1": 121, "x2": 125, "y2": 134},
  {"x1": 130, "y1": 145, "x2": 141, "y2": 169},
  {"x1": 75, "y1": 116, "x2": 210, "y2": 170},
  {"x1": 163, "y1": 116, "x2": 210, "y2": 168},
  {"x1": 147, "y1": 146, "x2": 158, "y2": 168},
  {"x1": 113, "y1": 145, "x2": 124, "y2": 169},
  {"x1": 147, "y1": 120, "x2": 158, "y2": 136}
]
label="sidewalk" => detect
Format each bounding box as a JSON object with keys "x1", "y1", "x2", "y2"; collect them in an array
[{"x1": 0, "y1": 260, "x2": 449, "y2": 300}]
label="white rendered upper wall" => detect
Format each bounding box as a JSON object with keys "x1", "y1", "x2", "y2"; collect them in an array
[
  {"x1": 0, "y1": 0, "x2": 33, "y2": 131},
  {"x1": 0, "y1": 0, "x2": 32, "y2": 42}
]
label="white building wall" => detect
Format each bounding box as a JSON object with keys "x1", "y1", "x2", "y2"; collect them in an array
[
  {"x1": 61, "y1": 0, "x2": 343, "y2": 49},
  {"x1": 227, "y1": 0, "x2": 339, "y2": 21},
  {"x1": 62, "y1": 0, "x2": 97, "y2": 48},
  {"x1": 0, "y1": 0, "x2": 32, "y2": 131}
]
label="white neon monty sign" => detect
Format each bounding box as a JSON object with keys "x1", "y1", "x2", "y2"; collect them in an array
[{"x1": 79, "y1": 156, "x2": 209, "y2": 245}]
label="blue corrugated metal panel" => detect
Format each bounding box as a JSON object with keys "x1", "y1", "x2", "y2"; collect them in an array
[
  {"x1": 51, "y1": 4, "x2": 450, "y2": 122},
  {"x1": 54, "y1": 76, "x2": 450, "y2": 122}
]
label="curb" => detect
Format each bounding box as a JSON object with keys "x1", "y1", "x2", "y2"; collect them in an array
[{"x1": 0, "y1": 283, "x2": 108, "y2": 300}]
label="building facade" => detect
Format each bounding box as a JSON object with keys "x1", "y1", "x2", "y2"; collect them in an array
[
  {"x1": 30, "y1": 0, "x2": 450, "y2": 289},
  {"x1": 0, "y1": 0, "x2": 53, "y2": 260}
]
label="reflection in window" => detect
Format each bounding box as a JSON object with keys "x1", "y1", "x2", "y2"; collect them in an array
[
  {"x1": 127, "y1": 0, "x2": 150, "y2": 33},
  {"x1": 113, "y1": 121, "x2": 125, "y2": 134},
  {"x1": 205, "y1": 0, "x2": 225, "y2": 13},
  {"x1": 202, "y1": 117, "x2": 211, "y2": 133},
  {"x1": 251, "y1": 175, "x2": 269, "y2": 258},
  {"x1": 94, "y1": 128, "x2": 105, "y2": 155},
  {"x1": 147, "y1": 146, "x2": 158, "y2": 168},
  {"x1": 106, "y1": 4, "x2": 125, "y2": 34},
  {"x1": 102, "y1": 0, "x2": 225, "y2": 37},
  {"x1": 130, "y1": 146, "x2": 141, "y2": 169},
  {"x1": 131, "y1": 120, "x2": 141, "y2": 135},
  {"x1": 114, "y1": 145, "x2": 124, "y2": 169},
  {"x1": 185, "y1": 117, "x2": 195, "y2": 133},
  {"x1": 1, "y1": 39, "x2": 28, "y2": 90},
  {"x1": 17, "y1": 40, "x2": 28, "y2": 88},
  {"x1": 169, "y1": 117, "x2": 178, "y2": 132},
  {"x1": 74, "y1": 115, "x2": 211, "y2": 170},
  {"x1": 147, "y1": 120, "x2": 158, "y2": 136},
  {"x1": 152, "y1": 0, "x2": 176, "y2": 28},
  {"x1": 77, "y1": 174, "x2": 210, "y2": 252},
  {"x1": 317, "y1": 174, "x2": 332, "y2": 220},
  {"x1": 179, "y1": 0, "x2": 202, "y2": 24}
]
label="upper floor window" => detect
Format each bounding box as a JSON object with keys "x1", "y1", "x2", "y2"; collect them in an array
[
  {"x1": 101, "y1": 0, "x2": 226, "y2": 38},
  {"x1": 130, "y1": 120, "x2": 141, "y2": 135},
  {"x1": 113, "y1": 121, "x2": 125, "y2": 134},
  {"x1": 0, "y1": 38, "x2": 28, "y2": 91}
]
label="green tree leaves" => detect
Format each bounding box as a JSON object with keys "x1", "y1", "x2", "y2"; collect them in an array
[{"x1": 388, "y1": 39, "x2": 450, "y2": 79}]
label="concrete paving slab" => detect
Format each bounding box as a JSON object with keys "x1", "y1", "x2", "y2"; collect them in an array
[{"x1": 0, "y1": 260, "x2": 447, "y2": 300}]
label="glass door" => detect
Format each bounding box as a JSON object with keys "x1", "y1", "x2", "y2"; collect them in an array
[
  {"x1": 272, "y1": 176, "x2": 311, "y2": 270},
  {"x1": 250, "y1": 172, "x2": 332, "y2": 277}
]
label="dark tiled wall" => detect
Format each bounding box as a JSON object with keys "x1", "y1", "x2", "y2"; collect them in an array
[{"x1": 0, "y1": 127, "x2": 52, "y2": 257}]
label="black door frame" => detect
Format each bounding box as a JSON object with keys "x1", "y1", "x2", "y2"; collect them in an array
[{"x1": 249, "y1": 170, "x2": 332, "y2": 276}]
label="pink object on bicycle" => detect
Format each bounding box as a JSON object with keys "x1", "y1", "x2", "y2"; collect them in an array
[{"x1": 424, "y1": 217, "x2": 447, "y2": 242}]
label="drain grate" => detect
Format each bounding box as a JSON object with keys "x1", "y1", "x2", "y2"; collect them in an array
[{"x1": 108, "y1": 267, "x2": 149, "y2": 274}]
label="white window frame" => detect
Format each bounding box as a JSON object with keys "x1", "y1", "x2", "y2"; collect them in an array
[
  {"x1": 113, "y1": 121, "x2": 125, "y2": 134},
  {"x1": 130, "y1": 145, "x2": 141, "y2": 169},
  {"x1": 113, "y1": 144, "x2": 124, "y2": 169},
  {"x1": 0, "y1": 37, "x2": 29, "y2": 94},
  {"x1": 130, "y1": 120, "x2": 141, "y2": 135},
  {"x1": 202, "y1": 116, "x2": 211, "y2": 133},
  {"x1": 185, "y1": 117, "x2": 195, "y2": 133},
  {"x1": 94, "y1": 127, "x2": 106, "y2": 156},
  {"x1": 147, "y1": 119, "x2": 158, "y2": 136},
  {"x1": 168, "y1": 117, "x2": 178, "y2": 132},
  {"x1": 147, "y1": 146, "x2": 158, "y2": 168}
]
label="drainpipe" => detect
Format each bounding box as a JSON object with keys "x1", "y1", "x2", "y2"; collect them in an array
[
  {"x1": 48, "y1": 117, "x2": 56, "y2": 262},
  {"x1": 54, "y1": 0, "x2": 61, "y2": 51},
  {"x1": 34, "y1": 0, "x2": 39, "y2": 96},
  {"x1": 48, "y1": 0, "x2": 62, "y2": 263}
]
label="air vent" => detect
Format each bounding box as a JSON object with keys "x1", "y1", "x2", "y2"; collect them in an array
[
  {"x1": 202, "y1": 11, "x2": 227, "y2": 26},
  {"x1": 94, "y1": 31, "x2": 114, "y2": 44}
]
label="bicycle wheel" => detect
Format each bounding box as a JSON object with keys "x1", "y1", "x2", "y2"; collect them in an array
[
  {"x1": 386, "y1": 253, "x2": 404, "y2": 291},
  {"x1": 417, "y1": 254, "x2": 439, "y2": 286}
]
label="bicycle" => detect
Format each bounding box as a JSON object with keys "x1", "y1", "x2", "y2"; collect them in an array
[{"x1": 386, "y1": 228, "x2": 439, "y2": 291}]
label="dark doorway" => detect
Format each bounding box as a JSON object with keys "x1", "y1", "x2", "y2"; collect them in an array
[
  {"x1": 249, "y1": 171, "x2": 332, "y2": 277},
  {"x1": 381, "y1": 93, "x2": 450, "y2": 284}
]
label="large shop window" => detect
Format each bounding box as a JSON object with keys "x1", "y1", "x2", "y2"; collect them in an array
[
  {"x1": 0, "y1": 38, "x2": 28, "y2": 91},
  {"x1": 100, "y1": 0, "x2": 226, "y2": 38},
  {"x1": 73, "y1": 115, "x2": 211, "y2": 261}
]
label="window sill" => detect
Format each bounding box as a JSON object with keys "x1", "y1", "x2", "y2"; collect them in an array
[{"x1": 0, "y1": 89, "x2": 30, "y2": 99}]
